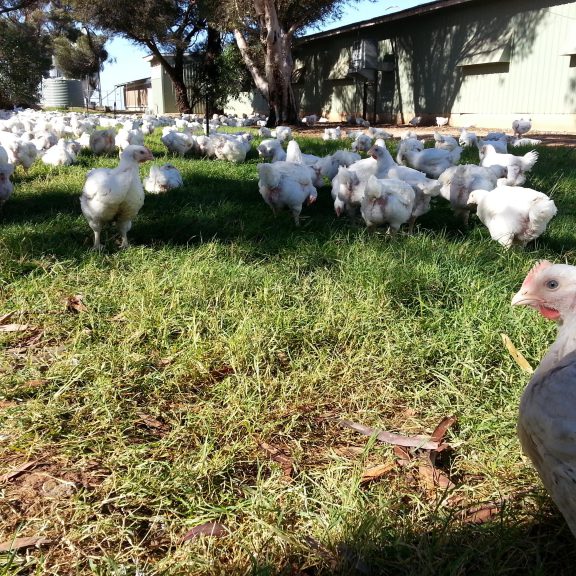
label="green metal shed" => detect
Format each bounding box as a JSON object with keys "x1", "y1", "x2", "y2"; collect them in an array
[{"x1": 293, "y1": 0, "x2": 576, "y2": 130}]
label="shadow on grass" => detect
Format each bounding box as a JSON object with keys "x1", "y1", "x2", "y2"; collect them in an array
[{"x1": 251, "y1": 506, "x2": 576, "y2": 576}]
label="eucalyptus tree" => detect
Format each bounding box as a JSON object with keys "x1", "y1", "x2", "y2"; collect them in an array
[
  {"x1": 72, "y1": 0, "x2": 207, "y2": 112},
  {"x1": 219, "y1": 0, "x2": 365, "y2": 125},
  {"x1": 0, "y1": 0, "x2": 51, "y2": 107}
]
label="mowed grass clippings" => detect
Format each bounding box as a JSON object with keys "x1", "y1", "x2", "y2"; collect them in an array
[{"x1": 0, "y1": 128, "x2": 576, "y2": 575}]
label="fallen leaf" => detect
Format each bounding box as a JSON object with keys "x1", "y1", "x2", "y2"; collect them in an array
[
  {"x1": 461, "y1": 503, "x2": 500, "y2": 524},
  {"x1": 393, "y1": 445, "x2": 411, "y2": 465},
  {"x1": 209, "y1": 365, "x2": 235, "y2": 382},
  {"x1": 0, "y1": 536, "x2": 51, "y2": 552},
  {"x1": 430, "y1": 415, "x2": 456, "y2": 443},
  {"x1": 181, "y1": 522, "x2": 227, "y2": 542},
  {"x1": 135, "y1": 413, "x2": 169, "y2": 434},
  {"x1": 24, "y1": 379, "x2": 47, "y2": 388},
  {"x1": 259, "y1": 441, "x2": 294, "y2": 478},
  {"x1": 0, "y1": 324, "x2": 30, "y2": 332},
  {"x1": 360, "y1": 462, "x2": 396, "y2": 485},
  {"x1": 65, "y1": 295, "x2": 87, "y2": 313},
  {"x1": 0, "y1": 401, "x2": 18, "y2": 410},
  {"x1": 0, "y1": 459, "x2": 41, "y2": 483},
  {"x1": 110, "y1": 313, "x2": 127, "y2": 322},
  {"x1": 417, "y1": 461, "x2": 456, "y2": 492},
  {"x1": 501, "y1": 333, "x2": 534, "y2": 374},
  {"x1": 339, "y1": 420, "x2": 442, "y2": 450},
  {"x1": 0, "y1": 311, "x2": 17, "y2": 324}
]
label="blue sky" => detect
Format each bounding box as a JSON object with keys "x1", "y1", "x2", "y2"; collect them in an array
[{"x1": 98, "y1": 1, "x2": 436, "y2": 103}]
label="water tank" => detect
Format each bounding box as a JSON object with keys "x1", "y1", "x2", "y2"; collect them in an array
[{"x1": 42, "y1": 78, "x2": 84, "y2": 108}]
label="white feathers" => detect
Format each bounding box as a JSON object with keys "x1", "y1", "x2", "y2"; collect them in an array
[
  {"x1": 144, "y1": 164, "x2": 183, "y2": 193},
  {"x1": 467, "y1": 186, "x2": 557, "y2": 248}
]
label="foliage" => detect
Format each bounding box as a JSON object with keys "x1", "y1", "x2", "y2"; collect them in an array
[
  {"x1": 52, "y1": 32, "x2": 109, "y2": 83},
  {"x1": 0, "y1": 18, "x2": 51, "y2": 107},
  {"x1": 71, "y1": 0, "x2": 207, "y2": 112}
]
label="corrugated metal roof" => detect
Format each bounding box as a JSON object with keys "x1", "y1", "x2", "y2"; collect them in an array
[{"x1": 296, "y1": 0, "x2": 480, "y2": 44}]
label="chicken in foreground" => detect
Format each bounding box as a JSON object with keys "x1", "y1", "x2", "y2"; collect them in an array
[
  {"x1": 511, "y1": 261, "x2": 576, "y2": 537},
  {"x1": 257, "y1": 162, "x2": 317, "y2": 226},
  {"x1": 0, "y1": 163, "x2": 15, "y2": 209},
  {"x1": 80, "y1": 145, "x2": 154, "y2": 250},
  {"x1": 360, "y1": 175, "x2": 415, "y2": 233},
  {"x1": 467, "y1": 185, "x2": 557, "y2": 248}
]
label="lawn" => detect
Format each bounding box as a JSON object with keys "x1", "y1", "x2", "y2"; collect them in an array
[{"x1": 1, "y1": 128, "x2": 576, "y2": 575}]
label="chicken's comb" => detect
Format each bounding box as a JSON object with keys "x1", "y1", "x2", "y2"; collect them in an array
[{"x1": 523, "y1": 260, "x2": 553, "y2": 287}]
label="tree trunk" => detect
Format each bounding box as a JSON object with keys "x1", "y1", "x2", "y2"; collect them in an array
[
  {"x1": 234, "y1": 0, "x2": 298, "y2": 126},
  {"x1": 205, "y1": 26, "x2": 223, "y2": 116}
]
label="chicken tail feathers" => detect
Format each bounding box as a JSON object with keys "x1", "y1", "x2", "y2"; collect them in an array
[
  {"x1": 528, "y1": 198, "x2": 557, "y2": 235},
  {"x1": 521, "y1": 150, "x2": 539, "y2": 171}
]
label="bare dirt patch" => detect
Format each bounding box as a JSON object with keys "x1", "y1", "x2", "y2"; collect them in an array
[{"x1": 292, "y1": 123, "x2": 576, "y2": 147}]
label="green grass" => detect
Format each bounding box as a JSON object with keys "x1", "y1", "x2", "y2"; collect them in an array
[{"x1": 1, "y1": 129, "x2": 576, "y2": 575}]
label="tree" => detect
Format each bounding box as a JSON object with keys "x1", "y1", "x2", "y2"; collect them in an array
[
  {"x1": 0, "y1": 18, "x2": 51, "y2": 107},
  {"x1": 72, "y1": 0, "x2": 207, "y2": 113},
  {"x1": 53, "y1": 30, "x2": 109, "y2": 104},
  {"x1": 221, "y1": 0, "x2": 365, "y2": 126}
]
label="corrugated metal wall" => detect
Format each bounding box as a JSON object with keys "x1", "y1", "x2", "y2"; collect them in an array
[{"x1": 294, "y1": 0, "x2": 576, "y2": 130}]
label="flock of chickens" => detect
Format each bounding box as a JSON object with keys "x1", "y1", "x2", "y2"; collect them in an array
[
  {"x1": 0, "y1": 110, "x2": 556, "y2": 252},
  {"x1": 255, "y1": 117, "x2": 556, "y2": 251},
  {"x1": 2, "y1": 107, "x2": 576, "y2": 539}
]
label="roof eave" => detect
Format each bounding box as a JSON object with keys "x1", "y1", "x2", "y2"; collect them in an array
[{"x1": 296, "y1": 0, "x2": 479, "y2": 45}]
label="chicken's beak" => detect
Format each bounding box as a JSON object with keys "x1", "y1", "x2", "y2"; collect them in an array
[
  {"x1": 511, "y1": 289, "x2": 532, "y2": 306},
  {"x1": 142, "y1": 149, "x2": 155, "y2": 162}
]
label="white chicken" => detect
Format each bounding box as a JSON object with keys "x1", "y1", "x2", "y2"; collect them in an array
[
  {"x1": 511, "y1": 260, "x2": 576, "y2": 538},
  {"x1": 332, "y1": 166, "x2": 363, "y2": 218},
  {"x1": 161, "y1": 131, "x2": 196, "y2": 157},
  {"x1": 144, "y1": 164, "x2": 183, "y2": 193},
  {"x1": 436, "y1": 116, "x2": 449, "y2": 127},
  {"x1": 322, "y1": 126, "x2": 341, "y2": 141},
  {"x1": 510, "y1": 137, "x2": 542, "y2": 148},
  {"x1": 257, "y1": 138, "x2": 286, "y2": 162},
  {"x1": 0, "y1": 163, "x2": 14, "y2": 209},
  {"x1": 361, "y1": 175, "x2": 415, "y2": 233},
  {"x1": 434, "y1": 132, "x2": 460, "y2": 151},
  {"x1": 89, "y1": 129, "x2": 117, "y2": 155},
  {"x1": 459, "y1": 127, "x2": 478, "y2": 147},
  {"x1": 257, "y1": 162, "x2": 317, "y2": 226},
  {"x1": 115, "y1": 128, "x2": 145, "y2": 151},
  {"x1": 387, "y1": 166, "x2": 441, "y2": 232},
  {"x1": 80, "y1": 145, "x2": 154, "y2": 250},
  {"x1": 41, "y1": 138, "x2": 76, "y2": 167},
  {"x1": 0, "y1": 134, "x2": 38, "y2": 170},
  {"x1": 512, "y1": 118, "x2": 532, "y2": 138},
  {"x1": 285, "y1": 140, "x2": 326, "y2": 187},
  {"x1": 351, "y1": 134, "x2": 373, "y2": 153},
  {"x1": 271, "y1": 126, "x2": 292, "y2": 142},
  {"x1": 477, "y1": 137, "x2": 508, "y2": 154},
  {"x1": 214, "y1": 135, "x2": 248, "y2": 163},
  {"x1": 437, "y1": 164, "x2": 498, "y2": 226},
  {"x1": 479, "y1": 145, "x2": 538, "y2": 186},
  {"x1": 467, "y1": 185, "x2": 557, "y2": 248},
  {"x1": 397, "y1": 140, "x2": 461, "y2": 179},
  {"x1": 367, "y1": 127, "x2": 392, "y2": 140},
  {"x1": 0, "y1": 145, "x2": 9, "y2": 164}
]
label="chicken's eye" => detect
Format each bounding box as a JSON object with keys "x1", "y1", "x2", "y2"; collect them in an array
[{"x1": 546, "y1": 279, "x2": 559, "y2": 290}]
